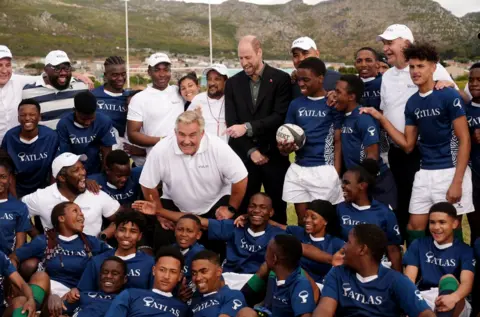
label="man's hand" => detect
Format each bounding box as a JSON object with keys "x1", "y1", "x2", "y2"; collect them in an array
[
  {"x1": 326, "y1": 90, "x2": 337, "y2": 108},
  {"x1": 435, "y1": 293, "x2": 460, "y2": 312},
  {"x1": 132, "y1": 200, "x2": 157, "y2": 216},
  {"x1": 123, "y1": 143, "x2": 146, "y2": 157},
  {"x1": 215, "y1": 206, "x2": 234, "y2": 220},
  {"x1": 64, "y1": 288, "x2": 80, "y2": 304},
  {"x1": 250, "y1": 150, "x2": 269, "y2": 165},
  {"x1": 177, "y1": 277, "x2": 193, "y2": 302},
  {"x1": 435, "y1": 80, "x2": 455, "y2": 90},
  {"x1": 332, "y1": 248, "x2": 345, "y2": 266},
  {"x1": 73, "y1": 73, "x2": 94, "y2": 90},
  {"x1": 472, "y1": 129, "x2": 480, "y2": 144},
  {"x1": 193, "y1": 107, "x2": 203, "y2": 117},
  {"x1": 277, "y1": 140, "x2": 298, "y2": 155},
  {"x1": 22, "y1": 297, "x2": 36, "y2": 317},
  {"x1": 234, "y1": 214, "x2": 248, "y2": 227},
  {"x1": 359, "y1": 107, "x2": 383, "y2": 120},
  {"x1": 158, "y1": 216, "x2": 176, "y2": 230},
  {"x1": 86, "y1": 179, "x2": 101, "y2": 194},
  {"x1": 446, "y1": 182, "x2": 462, "y2": 204},
  {"x1": 48, "y1": 294, "x2": 67, "y2": 317},
  {"x1": 226, "y1": 124, "x2": 247, "y2": 138}
]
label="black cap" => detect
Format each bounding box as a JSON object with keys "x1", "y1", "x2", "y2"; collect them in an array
[
  {"x1": 377, "y1": 53, "x2": 391, "y2": 68},
  {"x1": 74, "y1": 91, "x2": 97, "y2": 115}
]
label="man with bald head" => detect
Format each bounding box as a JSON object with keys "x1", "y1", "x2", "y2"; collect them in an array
[{"x1": 225, "y1": 35, "x2": 291, "y2": 224}]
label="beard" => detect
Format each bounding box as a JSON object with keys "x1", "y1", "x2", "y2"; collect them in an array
[{"x1": 49, "y1": 75, "x2": 72, "y2": 90}]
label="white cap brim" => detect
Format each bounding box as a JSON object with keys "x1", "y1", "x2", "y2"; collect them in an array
[
  {"x1": 203, "y1": 67, "x2": 228, "y2": 77},
  {"x1": 52, "y1": 153, "x2": 87, "y2": 178}
]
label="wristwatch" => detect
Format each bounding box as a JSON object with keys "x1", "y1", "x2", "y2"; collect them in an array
[{"x1": 227, "y1": 205, "x2": 237, "y2": 215}]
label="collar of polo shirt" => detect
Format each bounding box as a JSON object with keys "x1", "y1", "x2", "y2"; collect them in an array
[{"x1": 173, "y1": 133, "x2": 209, "y2": 156}]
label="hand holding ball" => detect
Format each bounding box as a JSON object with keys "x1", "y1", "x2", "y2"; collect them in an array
[{"x1": 276, "y1": 124, "x2": 306, "y2": 153}]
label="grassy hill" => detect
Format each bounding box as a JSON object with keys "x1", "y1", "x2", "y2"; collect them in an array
[{"x1": 0, "y1": 0, "x2": 479, "y2": 61}]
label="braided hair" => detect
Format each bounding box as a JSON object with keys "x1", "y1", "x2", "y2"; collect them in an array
[
  {"x1": 104, "y1": 56, "x2": 125, "y2": 67},
  {"x1": 41, "y1": 202, "x2": 92, "y2": 270}
]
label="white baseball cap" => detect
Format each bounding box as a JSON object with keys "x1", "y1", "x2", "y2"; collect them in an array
[
  {"x1": 147, "y1": 53, "x2": 171, "y2": 67},
  {"x1": 0, "y1": 45, "x2": 12, "y2": 59},
  {"x1": 45, "y1": 50, "x2": 71, "y2": 66},
  {"x1": 203, "y1": 64, "x2": 228, "y2": 77},
  {"x1": 376, "y1": 24, "x2": 414, "y2": 43},
  {"x1": 291, "y1": 37, "x2": 317, "y2": 51},
  {"x1": 52, "y1": 153, "x2": 87, "y2": 178}
]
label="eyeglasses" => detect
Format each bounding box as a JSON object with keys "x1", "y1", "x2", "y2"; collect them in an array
[{"x1": 48, "y1": 64, "x2": 73, "y2": 73}]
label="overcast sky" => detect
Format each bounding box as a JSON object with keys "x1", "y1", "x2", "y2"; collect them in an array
[{"x1": 175, "y1": 0, "x2": 480, "y2": 17}]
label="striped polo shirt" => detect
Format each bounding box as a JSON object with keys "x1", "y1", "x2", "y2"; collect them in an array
[{"x1": 22, "y1": 75, "x2": 88, "y2": 129}]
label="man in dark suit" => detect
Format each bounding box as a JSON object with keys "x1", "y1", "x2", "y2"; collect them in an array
[{"x1": 225, "y1": 35, "x2": 292, "y2": 224}]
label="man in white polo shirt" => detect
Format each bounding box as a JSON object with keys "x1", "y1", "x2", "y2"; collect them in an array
[
  {"x1": 140, "y1": 111, "x2": 248, "y2": 250},
  {"x1": 376, "y1": 24, "x2": 456, "y2": 242},
  {"x1": 187, "y1": 64, "x2": 228, "y2": 143},
  {"x1": 21, "y1": 152, "x2": 120, "y2": 238},
  {"x1": 126, "y1": 52, "x2": 184, "y2": 158}
]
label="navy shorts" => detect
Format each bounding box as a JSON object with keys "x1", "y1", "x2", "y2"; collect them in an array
[{"x1": 373, "y1": 168, "x2": 398, "y2": 210}]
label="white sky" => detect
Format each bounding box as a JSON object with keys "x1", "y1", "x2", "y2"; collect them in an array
[{"x1": 174, "y1": 0, "x2": 480, "y2": 17}]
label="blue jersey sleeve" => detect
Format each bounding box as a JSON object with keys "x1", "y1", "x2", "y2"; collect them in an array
[
  {"x1": 63, "y1": 299, "x2": 80, "y2": 316},
  {"x1": 0, "y1": 252, "x2": 17, "y2": 277},
  {"x1": 87, "y1": 236, "x2": 112, "y2": 255},
  {"x1": 404, "y1": 100, "x2": 417, "y2": 127},
  {"x1": 285, "y1": 101, "x2": 297, "y2": 124},
  {"x1": 285, "y1": 226, "x2": 305, "y2": 240},
  {"x1": 15, "y1": 235, "x2": 46, "y2": 262},
  {"x1": 332, "y1": 237, "x2": 346, "y2": 253},
  {"x1": 16, "y1": 204, "x2": 32, "y2": 233},
  {"x1": 291, "y1": 279, "x2": 316, "y2": 316},
  {"x1": 56, "y1": 120, "x2": 72, "y2": 154},
  {"x1": 459, "y1": 245, "x2": 476, "y2": 273},
  {"x1": 131, "y1": 167, "x2": 143, "y2": 184},
  {"x1": 403, "y1": 239, "x2": 420, "y2": 267},
  {"x1": 207, "y1": 220, "x2": 235, "y2": 241},
  {"x1": 104, "y1": 289, "x2": 131, "y2": 317},
  {"x1": 445, "y1": 90, "x2": 466, "y2": 122},
  {"x1": 385, "y1": 211, "x2": 402, "y2": 245},
  {"x1": 77, "y1": 258, "x2": 98, "y2": 291},
  {"x1": 392, "y1": 274, "x2": 432, "y2": 317},
  {"x1": 98, "y1": 117, "x2": 117, "y2": 147},
  {"x1": 474, "y1": 238, "x2": 480, "y2": 261},
  {"x1": 220, "y1": 291, "x2": 246, "y2": 316},
  {"x1": 321, "y1": 266, "x2": 340, "y2": 301},
  {"x1": 357, "y1": 114, "x2": 379, "y2": 147},
  {"x1": 333, "y1": 109, "x2": 344, "y2": 130}
]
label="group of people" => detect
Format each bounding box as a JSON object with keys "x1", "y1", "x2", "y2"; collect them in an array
[{"x1": 0, "y1": 21, "x2": 478, "y2": 317}]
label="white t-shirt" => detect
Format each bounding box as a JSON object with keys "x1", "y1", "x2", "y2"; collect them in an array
[
  {"x1": 187, "y1": 92, "x2": 228, "y2": 143},
  {"x1": 380, "y1": 63, "x2": 455, "y2": 134},
  {"x1": 127, "y1": 85, "x2": 184, "y2": 155},
  {"x1": 22, "y1": 184, "x2": 120, "y2": 236},
  {"x1": 0, "y1": 74, "x2": 38, "y2": 143},
  {"x1": 139, "y1": 133, "x2": 248, "y2": 215}
]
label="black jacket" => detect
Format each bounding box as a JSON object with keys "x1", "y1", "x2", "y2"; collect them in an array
[{"x1": 225, "y1": 64, "x2": 292, "y2": 161}]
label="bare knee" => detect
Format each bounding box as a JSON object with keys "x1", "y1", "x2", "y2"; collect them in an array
[
  {"x1": 19, "y1": 258, "x2": 39, "y2": 281},
  {"x1": 30, "y1": 271, "x2": 50, "y2": 293},
  {"x1": 236, "y1": 307, "x2": 258, "y2": 317}
]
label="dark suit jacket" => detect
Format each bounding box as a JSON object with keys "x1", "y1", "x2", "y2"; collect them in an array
[{"x1": 225, "y1": 64, "x2": 292, "y2": 161}]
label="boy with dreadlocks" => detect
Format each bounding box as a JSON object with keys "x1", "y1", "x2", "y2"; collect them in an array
[
  {"x1": 92, "y1": 56, "x2": 130, "y2": 147},
  {"x1": 10, "y1": 202, "x2": 111, "y2": 297}
]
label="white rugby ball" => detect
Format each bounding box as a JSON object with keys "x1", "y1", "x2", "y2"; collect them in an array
[{"x1": 276, "y1": 124, "x2": 306, "y2": 149}]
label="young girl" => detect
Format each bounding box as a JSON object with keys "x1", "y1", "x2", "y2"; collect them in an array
[
  {"x1": 0, "y1": 158, "x2": 31, "y2": 254},
  {"x1": 11, "y1": 201, "x2": 111, "y2": 297},
  {"x1": 336, "y1": 159, "x2": 402, "y2": 271}
]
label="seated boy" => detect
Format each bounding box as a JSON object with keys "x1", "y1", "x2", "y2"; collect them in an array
[{"x1": 404, "y1": 202, "x2": 474, "y2": 317}]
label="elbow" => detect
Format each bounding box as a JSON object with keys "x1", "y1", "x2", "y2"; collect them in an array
[{"x1": 403, "y1": 144, "x2": 415, "y2": 154}]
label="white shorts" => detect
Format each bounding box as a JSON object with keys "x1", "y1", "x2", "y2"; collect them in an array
[
  {"x1": 421, "y1": 288, "x2": 471, "y2": 317},
  {"x1": 50, "y1": 279, "x2": 71, "y2": 297},
  {"x1": 409, "y1": 167, "x2": 473, "y2": 215},
  {"x1": 283, "y1": 164, "x2": 344, "y2": 205}
]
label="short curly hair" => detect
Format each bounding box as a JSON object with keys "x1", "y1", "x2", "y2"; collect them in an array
[{"x1": 404, "y1": 42, "x2": 439, "y2": 63}]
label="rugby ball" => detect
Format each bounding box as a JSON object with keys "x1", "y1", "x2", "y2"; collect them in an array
[{"x1": 276, "y1": 124, "x2": 306, "y2": 149}]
